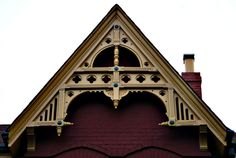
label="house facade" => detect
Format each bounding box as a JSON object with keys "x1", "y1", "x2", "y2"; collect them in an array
[{"x1": 0, "y1": 4, "x2": 235, "y2": 158}]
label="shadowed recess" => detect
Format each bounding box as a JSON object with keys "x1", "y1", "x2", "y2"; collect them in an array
[{"x1": 93, "y1": 46, "x2": 140, "y2": 67}]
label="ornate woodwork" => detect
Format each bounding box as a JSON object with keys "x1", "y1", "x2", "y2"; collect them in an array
[{"x1": 29, "y1": 24, "x2": 206, "y2": 144}]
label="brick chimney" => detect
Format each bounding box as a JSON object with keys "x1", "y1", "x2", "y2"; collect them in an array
[{"x1": 181, "y1": 54, "x2": 202, "y2": 98}]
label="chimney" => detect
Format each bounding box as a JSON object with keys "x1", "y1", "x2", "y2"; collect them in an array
[{"x1": 182, "y1": 54, "x2": 202, "y2": 98}]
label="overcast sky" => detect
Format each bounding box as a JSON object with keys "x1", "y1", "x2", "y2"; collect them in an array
[{"x1": 0, "y1": 0, "x2": 236, "y2": 131}]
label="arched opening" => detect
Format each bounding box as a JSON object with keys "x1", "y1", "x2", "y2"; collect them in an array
[
  {"x1": 65, "y1": 92, "x2": 168, "y2": 129},
  {"x1": 93, "y1": 46, "x2": 140, "y2": 67},
  {"x1": 62, "y1": 92, "x2": 170, "y2": 156}
]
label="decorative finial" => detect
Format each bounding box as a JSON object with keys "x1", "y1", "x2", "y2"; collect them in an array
[
  {"x1": 56, "y1": 120, "x2": 74, "y2": 136},
  {"x1": 113, "y1": 100, "x2": 119, "y2": 109}
]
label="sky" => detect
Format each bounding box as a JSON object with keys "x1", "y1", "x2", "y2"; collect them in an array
[{"x1": 0, "y1": 0, "x2": 236, "y2": 131}]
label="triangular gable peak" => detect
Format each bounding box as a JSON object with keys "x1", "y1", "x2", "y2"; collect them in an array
[
  {"x1": 8, "y1": 4, "x2": 226, "y2": 152},
  {"x1": 30, "y1": 23, "x2": 201, "y2": 127}
]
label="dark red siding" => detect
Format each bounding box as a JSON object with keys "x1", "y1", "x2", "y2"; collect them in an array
[
  {"x1": 24, "y1": 92, "x2": 211, "y2": 157},
  {"x1": 55, "y1": 148, "x2": 108, "y2": 158},
  {"x1": 126, "y1": 147, "x2": 181, "y2": 158}
]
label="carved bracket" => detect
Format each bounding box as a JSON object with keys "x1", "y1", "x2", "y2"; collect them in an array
[
  {"x1": 26, "y1": 127, "x2": 35, "y2": 151},
  {"x1": 199, "y1": 125, "x2": 208, "y2": 150}
]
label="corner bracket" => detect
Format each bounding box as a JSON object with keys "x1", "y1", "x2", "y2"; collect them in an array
[
  {"x1": 199, "y1": 125, "x2": 208, "y2": 150},
  {"x1": 26, "y1": 127, "x2": 35, "y2": 151}
]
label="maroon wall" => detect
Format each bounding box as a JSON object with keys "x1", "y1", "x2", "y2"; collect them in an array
[{"x1": 24, "y1": 92, "x2": 211, "y2": 157}]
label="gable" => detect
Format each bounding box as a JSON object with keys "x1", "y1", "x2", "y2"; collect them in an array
[{"x1": 7, "y1": 4, "x2": 227, "y2": 153}]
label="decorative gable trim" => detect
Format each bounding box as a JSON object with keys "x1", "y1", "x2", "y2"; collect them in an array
[{"x1": 7, "y1": 4, "x2": 227, "y2": 150}]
